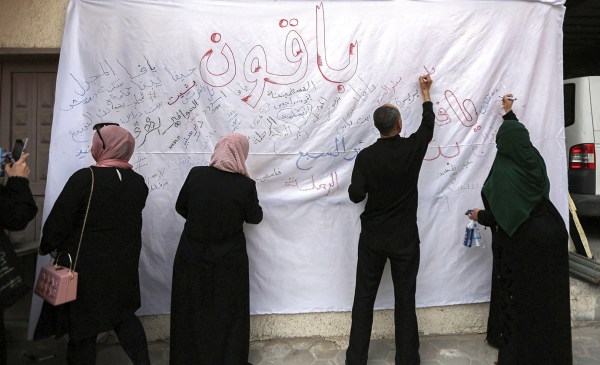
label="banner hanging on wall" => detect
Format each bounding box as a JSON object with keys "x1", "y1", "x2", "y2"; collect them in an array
[{"x1": 34, "y1": 0, "x2": 567, "y2": 319}]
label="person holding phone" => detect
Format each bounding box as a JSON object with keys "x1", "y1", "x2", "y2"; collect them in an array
[
  {"x1": 0, "y1": 139, "x2": 27, "y2": 177},
  {"x1": 0, "y1": 151, "x2": 38, "y2": 365},
  {"x1": 8, "y1": 138, "x2": 28, "y2": 165}
]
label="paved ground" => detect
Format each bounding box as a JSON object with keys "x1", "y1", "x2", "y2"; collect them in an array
[{"x1": 7, "y1": 325, "x2": 600, "y2": 364}]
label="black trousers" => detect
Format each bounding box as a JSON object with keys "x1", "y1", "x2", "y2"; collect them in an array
[
  {"x1": 66, "y1": 315, "x2": 150, "y2": 365},
  {"x1": 346, "y1": 234, "x2": 420, "y2": 365}
]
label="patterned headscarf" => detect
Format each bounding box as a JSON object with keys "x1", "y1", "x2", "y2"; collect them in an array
[
  {"x1": 91, "y1": 125, "x2": 135, "y2": 169},
  {"x1": 209, "y1": 133, "x2": 250, "y2": 177}
]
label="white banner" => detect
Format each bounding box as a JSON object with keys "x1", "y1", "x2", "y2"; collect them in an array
[{"x1": 34, "y1": 0, "x2": 567, "y2": 322}]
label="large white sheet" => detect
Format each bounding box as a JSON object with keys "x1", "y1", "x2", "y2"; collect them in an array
[{"x1": 33, "y1": 0, "x2": 567, "y2": 322}]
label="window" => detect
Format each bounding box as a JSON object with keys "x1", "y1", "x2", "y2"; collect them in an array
[{"x1": 564, "y1": 83, "x2": 576, "y2": 127}]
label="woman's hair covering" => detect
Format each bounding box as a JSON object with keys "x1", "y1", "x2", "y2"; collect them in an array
[
  {"x1": 482, "y1": 119, "x2": 550, "y2": 236},
  {"x1": 91, "y1": 125, "x2": 135, "y2": 169},
  {"x1": 209, "y1": 133, "x2": 250, "y2": 177}
]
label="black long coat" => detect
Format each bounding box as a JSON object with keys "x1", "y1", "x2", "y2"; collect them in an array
[
  {"x1": 0, "y1": 176, "x2": 38, "y2": 254},
  {"x1": 35, "y1": 166, "x2": 148, "y2": 341},
  {"x1": 479, "y1": 197, "x2": 572, "y2": 365},
  {"x1": 170, "y1": 166, "x2": 262, "y2": 365},
  {"x1": 0, "y1": 176, "x2": 38, "y2": 309}
]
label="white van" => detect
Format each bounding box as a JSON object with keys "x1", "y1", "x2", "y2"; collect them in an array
[{"x1": 564, "y1": 76, "x2": 600, "y2": 217}]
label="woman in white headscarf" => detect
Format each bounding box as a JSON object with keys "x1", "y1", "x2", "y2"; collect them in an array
[{"x1": 170, "y1": 133, "x2": 263, "y2": 365}]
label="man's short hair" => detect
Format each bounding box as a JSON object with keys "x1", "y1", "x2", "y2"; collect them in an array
[{"x1": 373, "y1": 105, "x2": 401, "y2": 134}]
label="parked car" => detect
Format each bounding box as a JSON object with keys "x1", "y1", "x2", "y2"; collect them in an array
[{"x1": 564, "y1": 76, "x2": 600, "y2": 217}]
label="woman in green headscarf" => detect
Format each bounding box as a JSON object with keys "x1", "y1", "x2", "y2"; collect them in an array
[{"x1": 468, "y1": 95, "x2": 572, "y2": 365}]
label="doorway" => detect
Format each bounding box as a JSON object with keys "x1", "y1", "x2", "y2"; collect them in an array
[{"x1": 0, "y1": 57, "x2": 58, "y2": 337}]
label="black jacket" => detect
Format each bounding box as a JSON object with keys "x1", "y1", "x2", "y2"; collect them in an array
[
  {"x1": 175, "y1": 166, "x2": 263, "y2": 264},
  {"x1": 0, "y1": 176, "x2": 38, "y2": 252},
  {"x1": 348, "y1": 102, "x2": 434, "y2": 252}
]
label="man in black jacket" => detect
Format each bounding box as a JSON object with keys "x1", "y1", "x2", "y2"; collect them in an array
[
  {"x1": 0, "y1": 152, "x2": 38, "y2": 365},
  {"x1": 346, "y1": 74, "x2": 434, "y2": 365}
]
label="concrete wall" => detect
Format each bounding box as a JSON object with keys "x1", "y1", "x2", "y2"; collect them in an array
[
  {"x1": 3, "y1": 0, "x2": 600, "y2": 343},
  {"x1": 139, "y1": 278, "x2": 600, "y2": 342},
  {"x1": 0, "y1": 0, "x2": 67, "y2": 49},
  {"x1": 141, "y1": 304, "x2": 492, "y2": 342}
]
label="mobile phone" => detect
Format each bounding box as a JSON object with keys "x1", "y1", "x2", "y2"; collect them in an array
[{"x1": 11, "y1": 138, "x2": 28, "y2": 163}]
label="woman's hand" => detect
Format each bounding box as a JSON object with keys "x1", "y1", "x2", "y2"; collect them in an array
[
  {"x1": 468, "y1": 208, "x2": 480, "y2": 222},
  {"x1": 5, "y1": 153, "x2": 31, "y2": 178},
  {"x1": 502, "y1": 94, "x2": 514, "y2": 115}
]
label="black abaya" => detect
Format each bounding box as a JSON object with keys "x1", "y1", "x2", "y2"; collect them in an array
[
  {"x1": 170, "y1": 166, "x2": 262, "y2": 365},
  {"x1": 479, "y1": 199, "x2": 572, "y2": 365}
]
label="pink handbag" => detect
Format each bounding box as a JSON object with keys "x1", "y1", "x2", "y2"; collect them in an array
[
  {"x1": 34, "y1": 167, "x2": 94, "y2": 306},
  {"x1": 34, "y1": 254, "x2": 78, "y2": 305}
]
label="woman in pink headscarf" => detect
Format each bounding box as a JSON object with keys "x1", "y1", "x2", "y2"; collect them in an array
[
  {"x1": 170, "y1": 133, "x2": 263, "y2": 365},
  {"x1": 35, "y1": 123, "x2": 150, "y2": 365}
]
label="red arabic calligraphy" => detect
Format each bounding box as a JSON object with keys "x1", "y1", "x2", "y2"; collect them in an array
[
  {"x1": 424, "y1": 140, "x2": 461, "y2": 161},
  {"x1": 199, "y1": 41, "x2": 237, "y2": 88},
  {"x1": 435, "y1": 90, "x2": 478, "y2": 127},
  {"x1": 315, "y1": 2, "x2": 358, "y2": 83},
  {"x1": 241, "y1": 30, "x2": 308, "y2": 108}
]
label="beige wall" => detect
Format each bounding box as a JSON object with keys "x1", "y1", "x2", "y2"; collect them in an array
[
  {"x1": 0, "y1": 0, "x2": 67, "y2": 48},
  {"x1": 140, "y1": 275, "x2": 600, "y2": 342},
  {"x1": 140, "y1": 304, "x2": 492, "y2": 342}
]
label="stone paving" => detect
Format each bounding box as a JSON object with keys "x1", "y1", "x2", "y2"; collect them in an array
[{"x1": 8, "y1": 325, "x2": 600, "y2": 364}]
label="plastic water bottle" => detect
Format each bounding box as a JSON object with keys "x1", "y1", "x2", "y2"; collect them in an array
[
  {"x1": 463, "y1": 220, "x2": 474, "y2": 247},
  {"x1": 471, "y1": 223, "x2": 487, "y2": 248}
]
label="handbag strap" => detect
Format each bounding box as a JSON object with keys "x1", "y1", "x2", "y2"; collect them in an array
[{"x1": 73, "y1": 167, "x2": 94, "y2": 271}]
